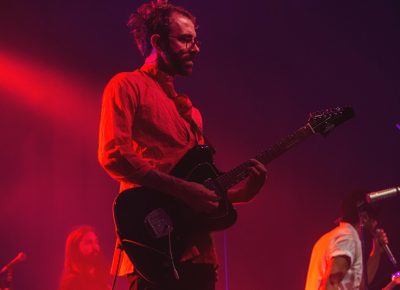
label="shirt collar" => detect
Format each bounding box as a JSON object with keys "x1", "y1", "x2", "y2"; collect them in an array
[{"x1": 140, "y1": 62, "x2": 174, "y2": 86}]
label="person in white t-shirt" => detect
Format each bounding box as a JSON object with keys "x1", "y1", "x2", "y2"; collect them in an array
[{"x1": 305, "y1": 190, "x2": 389, "y2": 290}]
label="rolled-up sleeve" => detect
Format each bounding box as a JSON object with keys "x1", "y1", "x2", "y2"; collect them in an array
[
  {"x1": 328, "y1": 233, "x2": 356, "y2": 264},
  {"x1": 98, "y1": 73, "x2": 153, "y2": 184}
]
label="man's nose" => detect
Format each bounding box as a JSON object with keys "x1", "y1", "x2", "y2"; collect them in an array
[{"x1": 190, "y1": 43, "x2": 200, "y2": 54}]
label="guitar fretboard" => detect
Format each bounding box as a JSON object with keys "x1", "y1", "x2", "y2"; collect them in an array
[{"x1": 216, "y1": 124, "x2": 313, "y2": 191}]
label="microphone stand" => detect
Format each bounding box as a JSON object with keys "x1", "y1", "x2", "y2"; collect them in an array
[{"x1": 0, "y1": 269, "x2": 13, "y2": 290}]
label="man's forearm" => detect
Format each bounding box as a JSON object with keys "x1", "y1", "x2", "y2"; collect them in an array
[
  {"x1": 139, "y1": 169, "x2": 219, "y2": 213},
  {"x1": 140, "y1": 169, "x2": 192, "y2": 199}
]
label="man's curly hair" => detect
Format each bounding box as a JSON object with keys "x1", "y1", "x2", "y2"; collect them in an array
[{"x1": 128, "y1": 1, "x2": 196, "y2": 57}]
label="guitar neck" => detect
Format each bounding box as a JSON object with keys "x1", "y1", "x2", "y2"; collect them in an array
[{"x1": 215, "y1": 123, "x2": 315, "y2": 191}]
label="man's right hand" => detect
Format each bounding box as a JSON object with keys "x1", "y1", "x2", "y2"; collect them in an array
[
  {"x1": 141, "y1": 169, "x2": 220, "y2": 213},
  {"x1": 180, "y1": 181, "x2": 220, "y2": 213}
]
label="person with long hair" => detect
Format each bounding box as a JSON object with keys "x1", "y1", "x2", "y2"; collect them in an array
[{"x1": 59, "y1": 226, "x2": 110, "y2": 290}]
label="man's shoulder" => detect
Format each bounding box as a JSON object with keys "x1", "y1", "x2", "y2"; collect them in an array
[
  {"x1": 320, "y1": 225, "x2": 350, "y2": 243},
  {"x1": 315, "y1": 223, "x2": 354, "y2": 246},
  {"x1": 108, "y1": 70, "x2": 146, "y2": 85},
  {"x1": 102, "y1": 70, "x2": 153, "y2": 97},
  {"x1": 320, "y1": 223, "x2": 359, "y2": 252},
  {"x1": 333, "y1": 222, "x2": 357, "y2": 237}
]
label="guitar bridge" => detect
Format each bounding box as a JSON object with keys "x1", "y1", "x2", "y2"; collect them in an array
[{"x1": 144, "y1": 208, "x2": 173, "y2": 239}]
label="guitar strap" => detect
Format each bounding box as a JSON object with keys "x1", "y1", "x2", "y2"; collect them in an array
[
  {"x1": 140, "y1": 65, "x2": 216, "y2": 153},
  {"x1": 188, "y1": 118, "x2": 216, "y2": 154},
  {"x1": 172, "y1": 93, "x2": 216, "y2": 154}
]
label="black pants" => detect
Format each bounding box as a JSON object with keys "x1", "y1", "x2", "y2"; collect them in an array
[{"x1": 129, "y1": 262, "x2": 216, "y2": 290}]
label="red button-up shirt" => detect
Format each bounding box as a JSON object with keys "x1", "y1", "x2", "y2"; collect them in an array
[{"x1": 98, "y1": 63, "x2": 217, "y2": 276}]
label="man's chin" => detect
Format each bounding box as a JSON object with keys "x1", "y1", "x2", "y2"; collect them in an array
[{"x1": 179, "y1": 65, "x2": 194, "y2": 76}]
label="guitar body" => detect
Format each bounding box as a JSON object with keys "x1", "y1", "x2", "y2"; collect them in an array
[{"x1": 113, "y1": 145, "x2": 237, "y2": 285}]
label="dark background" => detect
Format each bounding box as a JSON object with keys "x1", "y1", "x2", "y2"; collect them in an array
[{"x1": 0, "y1": 0, "x2": 399, "y2": 289}]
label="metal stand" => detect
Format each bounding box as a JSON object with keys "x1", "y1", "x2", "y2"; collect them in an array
[
  {"x1": 0, "y1": 270, "x2": 13, "y2": 290},
  {"x1": 358, "y1": 205, "x2": 369, "y2": 290}
]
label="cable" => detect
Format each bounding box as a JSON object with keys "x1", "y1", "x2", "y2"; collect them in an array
[
  {"x1": 224, "y1": 231, "x2": 229, "y2": 290},
  {"x1": 167, "y1": 225, "x2": 180, "y2": 280},
  {"x1": 111, "y1": 244, "x2": 123, "y2": 290}
]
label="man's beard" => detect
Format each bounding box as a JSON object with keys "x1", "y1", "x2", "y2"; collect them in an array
[{"x1": 159, "y1": 48, "x2": 194, "y2": 76}]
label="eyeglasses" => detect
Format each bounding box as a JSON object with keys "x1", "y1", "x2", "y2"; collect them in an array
[{"x1": 168, "y1": 35, "x2": 201, "y2": 49}]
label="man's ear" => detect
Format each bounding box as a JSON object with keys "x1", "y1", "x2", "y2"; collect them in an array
[{"x1": 150, "y1": 34, "x2": 164, "y2": 52}]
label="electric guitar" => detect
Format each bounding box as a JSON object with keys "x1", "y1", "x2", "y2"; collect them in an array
[{"x1": 113, "y1": 106, "x2": 354, "y2": 285}]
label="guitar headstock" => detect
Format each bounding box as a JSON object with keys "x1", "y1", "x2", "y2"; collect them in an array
[{"x1": 308, "y1": 106, "x2": 355, "y2": 136}]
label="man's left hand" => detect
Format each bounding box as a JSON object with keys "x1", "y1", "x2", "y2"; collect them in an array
[
  {"x1": 372, "y1": 228, "x2": 389, "y2": 255},
  {"x1": 229, "y1": 159, "x2": 267, "y2": 203}
]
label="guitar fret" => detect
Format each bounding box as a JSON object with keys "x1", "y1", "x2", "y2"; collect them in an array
[{"x1": 216, "y1": 125, "x2": 312, "y2": 191}]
